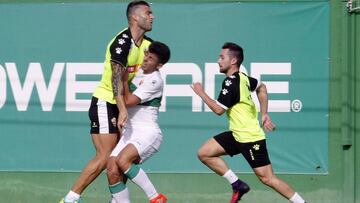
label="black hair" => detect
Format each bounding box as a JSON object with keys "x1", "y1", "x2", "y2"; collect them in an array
[
  {"x1": 148, "y1": 41, "x2": 171, "y2": 65},
  {"x1": 126, "y1": 1, "x2": 150, "y2": 20},
  {"x1": 222, "y1": 42, "x2": 244, "y2": 67}
]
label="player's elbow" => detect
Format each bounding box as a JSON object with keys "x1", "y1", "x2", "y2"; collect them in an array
[
  {"x1": 213, "y1": 108, "x2": 225, "y2": 116},
  {"x1": 125, "y1": 100, "x2": 136, "y2": 108},
  {"x1": 124, "y1": 101, "x2": 131, "y2": 107},
  {"x1": 256, "y1": 83, "x2": 267, "y2": 94},
  {"x1": 124, "y1": 95, "x2": 141, "y2": 107}
]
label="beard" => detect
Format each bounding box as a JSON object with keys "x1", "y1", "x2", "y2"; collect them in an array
[
  {"x1": 219, "y1": 67, "x2": 227, "y2": 74},
  {"x1": 138, "y1": 18, "x2": 152, "y2": 32},
  {"x1": 140, "y1": 24, "x2": 152, "y2": 32}
]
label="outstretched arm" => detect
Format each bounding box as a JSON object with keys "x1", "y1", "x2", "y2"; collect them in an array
[
  {"x1": 256, "y1": 83, "x2": 276, "y2": 132},
  {"x1": 191, "y1": 82, "x2": 225, "y2": 115}
]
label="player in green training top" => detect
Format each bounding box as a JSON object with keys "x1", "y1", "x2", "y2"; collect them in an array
[
  {"x1": 60, "y1": 1, "x2": 154, "y2": 203},
  {"x1": 191, "y1": 42, "x2": 307, "y2": 203}
]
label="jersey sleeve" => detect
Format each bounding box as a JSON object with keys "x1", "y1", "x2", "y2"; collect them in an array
[
  {"x1": 247, "y1": 75, "x2": 259, "y2": 92},
  {"x1": 133, "y1": 77, "x2": 163, "y2": 103},
  {"x1": 216, "y1": 74, "x2": 240, "y2": 110},
  {"x1": 109, "y1": 30, "x2": 132, "y2": 66}
]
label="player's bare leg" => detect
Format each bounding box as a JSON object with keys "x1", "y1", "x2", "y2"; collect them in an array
[
  {"x1": 62, "y1": 133, "x2": 118, "y2": 202},
  {"x1": 198, "y1": 138, "x2": 249, "y2": 203},
  {"x1": 107, "y1": 156, "x2": 130, "y2": 203},
  {"x1": 197, "y1": 138, "x2": 228, "y2": 175},
  {"x1": 71, "y1": 133, "x2": 118, "y2": 193},
  {"x1": 253, "y1": 165, "x2": 306, "y2": 203},
  {"x1": 116, "y1": 144, "x2": 166, "y2": 202}
]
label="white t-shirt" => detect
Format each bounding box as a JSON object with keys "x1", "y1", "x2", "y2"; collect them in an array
[{"x1": 127, "y1": 68, "x2": 163, "y2": 127}]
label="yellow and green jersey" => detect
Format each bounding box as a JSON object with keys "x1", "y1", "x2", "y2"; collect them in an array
[
  {"x1": 93, "y1": 27, "x2": 152, "y2": 104},
  {"x1": 216, "y1": 72, "x2": 265, "y2": 143}
]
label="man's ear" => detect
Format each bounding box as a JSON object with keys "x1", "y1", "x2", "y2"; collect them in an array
[
  {"x1": 130, "y1": 10, "x2": 140, "y2": 22},
  {"x1": 132, "y1": 14, "x2": 139, "y2": 22},
  {"x1": 230, "y1": 57, "x2": 237, "y2": 66}
]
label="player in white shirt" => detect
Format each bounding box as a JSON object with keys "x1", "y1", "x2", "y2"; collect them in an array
[{"x1": 107, "y1": 41, "x2": 170, "y2": 203}]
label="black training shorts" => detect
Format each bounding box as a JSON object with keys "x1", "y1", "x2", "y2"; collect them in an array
[
  {"x1": 88, "y1": 96, "x2": 119, "y2": 134},
  {"x1": 214, "y1": 131, "x2": 271, "y2": 168}
]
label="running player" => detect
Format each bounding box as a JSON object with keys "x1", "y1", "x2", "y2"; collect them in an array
[{"x1": 191, "y1": 42, "x2": 307, "y2": 203}]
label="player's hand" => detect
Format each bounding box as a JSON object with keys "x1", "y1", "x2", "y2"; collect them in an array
[
  {"x1": 262, "y1": 113, "x2": 276, "y2": 132},
  {"x1": 117, "y1": 110, "x2": 128, "y2": 131},
  {"x1": 190, "y1": 82, "x2": 204, "y2": 96}
]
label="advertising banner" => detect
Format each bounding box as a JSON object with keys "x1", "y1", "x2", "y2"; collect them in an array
[{"x1": 0, "y1": 2, "x2": 329, "y2": 173}]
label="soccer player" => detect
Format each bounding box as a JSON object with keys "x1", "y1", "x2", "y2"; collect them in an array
[
  {"x1": 60, "y1": 1, "x2": 154, "y2": 202},
  {"x1": 107, "y1": 41, "x2": 170, "y2": 203},
  {"x1": 191, "y1": 42, "x2": 307, "y2": 203}
]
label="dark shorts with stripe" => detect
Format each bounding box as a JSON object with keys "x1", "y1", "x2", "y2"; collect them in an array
[
  {"x1": 214, "y1": 131, "x2": 271, "y2": 168},
  {"x1": 88, "y1": 96, "x2": 119, "y2": 134}
]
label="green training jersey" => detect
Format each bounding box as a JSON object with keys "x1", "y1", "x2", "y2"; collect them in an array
[
  {"x1": 93, "y1": 28, "x2": 152, "y2": 104},
  {"x1": 216, "y1": 72, "x2": 265, "y2": 143}
]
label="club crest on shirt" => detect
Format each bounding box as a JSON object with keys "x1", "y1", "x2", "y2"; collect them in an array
[
  {"x1": 127, "y1": 65, "x2": 136, "y2": 73},
  {"x1": 111, "y1": 117, "x2": 117, "y2": 127}
]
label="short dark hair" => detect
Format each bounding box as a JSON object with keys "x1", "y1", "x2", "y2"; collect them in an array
[
  {"x1": 126, "y1": 1, "x2": 150, "y2": 20},
  {"x1": 222, "y1": 42, "x2": 244, "y2": 67},
  {"x1": 149, "y1": 41, "x2": 171, "y2": 65}
]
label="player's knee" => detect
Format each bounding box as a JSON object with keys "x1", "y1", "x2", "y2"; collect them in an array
[
  {"x1": 197, "y1": 148, "x2": 208, "y2": 163},
  {"x1": 89, "y1": 154, "x2": 108, "y2": 173},
  {"x1": 115, "y1": 155, "x2": 131, "y2": 172},
  {"x1": 259, "y1": 176, "x2": 269, "y2": 185},
  {"x1": 95, "y1": 148, "x2": 112, "y2": 159},
  {"x1": 107, "y1": 161, "x2": 118, "y2": 179},
  {"x1": 258, "y1": 175, "x2": 275, "y2": 186},
  {"x1": 96, "y1": 154, "x2": 109, "y2": 168}
]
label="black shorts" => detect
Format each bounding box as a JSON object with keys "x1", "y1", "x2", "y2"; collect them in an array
[
  {"x1": 88, "y1": 96, "x2": 119, "y2": 134},
  {"x1": 214, "y1": 131, "x2": 271, "y2": 168}
]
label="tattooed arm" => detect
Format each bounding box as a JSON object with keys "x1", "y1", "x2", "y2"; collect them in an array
[{"x1": 111, "y1": 61, "x2": 128, "y2": 131}]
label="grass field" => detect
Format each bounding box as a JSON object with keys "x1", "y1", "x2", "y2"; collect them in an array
[{"x1": 0, "y1": 171, "x2": 341, "y2": 203}]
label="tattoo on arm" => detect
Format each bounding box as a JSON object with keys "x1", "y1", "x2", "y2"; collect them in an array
[{"x1": 111, "y1": 61, "x2": 127, "y2": 96}]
